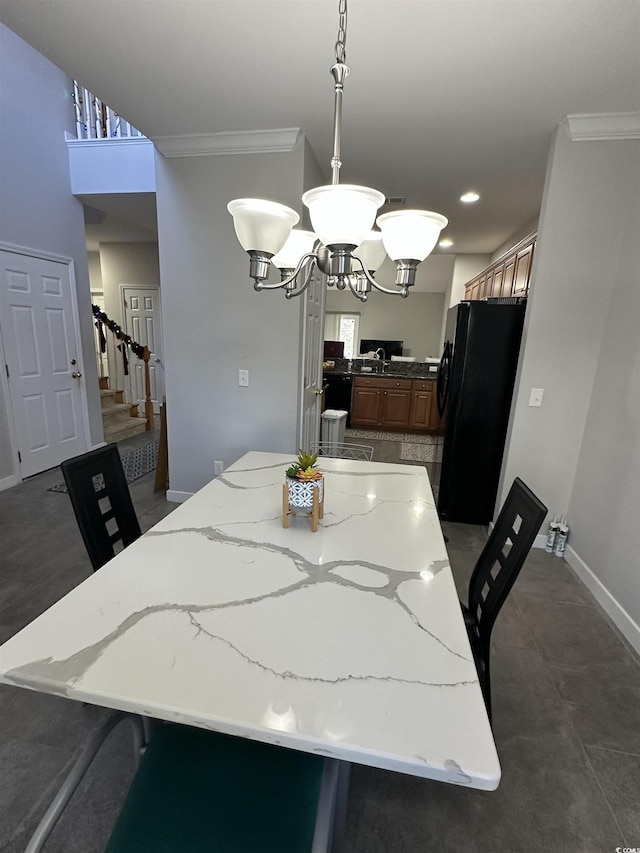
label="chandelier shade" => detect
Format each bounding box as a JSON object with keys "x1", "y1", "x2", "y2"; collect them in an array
[
  {"x1": 227, "y1": 198, "x2": 299, "y2": 255},
  {"x1": 271, "y1": 229, "x2": 317, "y2": 270},
  {"x1": 302, "y1": 185, "x2": 386, "y2": 249},
  {"x1": 355, "y1": 231, "x2": 387, "y2": 273},
  {"x1": 376, "y1": 210, "x2": 449, "y2": 262}
]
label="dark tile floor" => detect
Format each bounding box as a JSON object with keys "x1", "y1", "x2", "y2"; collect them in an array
[{"x1": 1, "y1": 435, "x2": 639, "y2": 851}]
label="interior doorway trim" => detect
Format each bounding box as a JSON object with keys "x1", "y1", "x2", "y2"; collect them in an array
[{"x1": 0, "y1": 240, "x2": 91, "y2": 486}]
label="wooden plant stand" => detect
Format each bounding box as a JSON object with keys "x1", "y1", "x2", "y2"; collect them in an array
[{"x1": 282, "y1": 480, "x2": 324, "y2": 533}]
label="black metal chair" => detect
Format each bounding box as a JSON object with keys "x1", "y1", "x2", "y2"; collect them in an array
[
  {"x1": 26, "y1": 713, "x2": 336, "y2": 853},
  {"x1": 312, "y1": 442, "x2": 374, "y2": 461},
  {"x1": 61, "y1": 444, "x2": 142, "y2": 571},
  {"x1": 461, "y1": 477, "x2": 547, "y2": 722}
]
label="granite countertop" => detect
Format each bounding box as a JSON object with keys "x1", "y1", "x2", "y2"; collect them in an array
[
  {"x1": 323, "y1": 357, "x2": 439, "y2": 381},
  {"x1": 324, "y1": 369, "x2": 439, "y2": 381}
]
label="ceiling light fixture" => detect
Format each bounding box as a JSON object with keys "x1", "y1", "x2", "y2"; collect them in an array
[
  {"x1": 439, "y1": 239, "x2": 454, "y2": 248},
  {"x1": 460, "y1": 191, "x2": 480, "y2": 203},
  {"x1": 228, "y1": 0, "x2": 447, "y2": 302}
]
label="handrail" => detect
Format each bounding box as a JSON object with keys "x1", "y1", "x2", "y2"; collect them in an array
[{"x1": 92, "y1": 305, "x2": 153, "y2": 431}]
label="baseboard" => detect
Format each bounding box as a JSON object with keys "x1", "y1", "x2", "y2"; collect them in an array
[
  {"x1": 0, "y1": 472, "x2": 20, "y2": 492},
  {"x1": 91, "y1": 441, "x2": 107, "y2": 450},
  {"x1": 565, "y1": 544, "x2": 640, "y2": 656},
  {"x1": 533, "y1": 532, "x2": 548, "y2": 549},
  {"x1": 166, "y1": 489, "x2": 193, "y2": 504}
]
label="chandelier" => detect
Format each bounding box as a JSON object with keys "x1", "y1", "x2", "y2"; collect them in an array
[{"x1": 228, "y1": 0, "x2": 448, "y2": 302}]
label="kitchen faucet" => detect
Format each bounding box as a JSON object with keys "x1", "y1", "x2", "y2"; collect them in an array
[{"x1": 374, "y1": 348, "x2": 386, "y2": 371}]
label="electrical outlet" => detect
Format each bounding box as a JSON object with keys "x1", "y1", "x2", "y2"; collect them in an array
[
  {"x1": 238, "y1": 369, "x2": 249, "y2": 387},
  {"x1": 214, "y1": 460, "x2": 224, "y2": 475}
]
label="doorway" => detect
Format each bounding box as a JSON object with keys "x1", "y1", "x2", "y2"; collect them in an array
[
  {"x1": 121, "y1": 285, "x2": 164, "y2": 414},
  {"x1": 0, "y1": 247, "x2": 89, "y2": 478}
]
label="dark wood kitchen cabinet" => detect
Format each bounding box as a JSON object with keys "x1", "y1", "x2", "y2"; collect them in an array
[
  {"x1": 409, "y1": 379, "x2": 443, "y2": 432},
  {"x1": 380, "y1": 382, "x2": 413, "y2": 427},
  {"x1": 351, "y1": 376, "x2": 442, "y2": 432},
  {"x1": 464, "y1": 232, "x2": 536, "y2": 301},
  {"x1": 351, "y1": 376, "x2": 412, "y2": 429},
  {"x1": 409, "y1": 380, "x2": 434, "y2": 430},
  {"x1": 350, "y1": 381, "x2": 382, "y2": 426}
]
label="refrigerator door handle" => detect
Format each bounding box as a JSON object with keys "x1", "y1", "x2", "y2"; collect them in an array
[{"x1": 437, "y1": 341, "x2": 452, "y2": 417}]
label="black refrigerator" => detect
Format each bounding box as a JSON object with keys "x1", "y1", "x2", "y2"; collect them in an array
[{"x1": 437, "y1": 300, "x2": 526, "y2": 524}]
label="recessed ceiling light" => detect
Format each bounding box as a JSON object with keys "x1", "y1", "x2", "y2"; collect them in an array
[
  {"x1": 439, "y1": 239, "x2": 453, "y2": 248},
  {"x1": 460, "y1": 191, "x2": 480, "y2": 203}
]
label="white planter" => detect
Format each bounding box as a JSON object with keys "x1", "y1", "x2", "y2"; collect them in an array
[{"x1": 286, "y1": 475, "x2": 324, "y2": 510}]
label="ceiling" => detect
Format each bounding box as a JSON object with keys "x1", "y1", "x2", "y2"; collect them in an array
[{"x1": 2, "y1": 0, "x2": 639, "y2": 257}]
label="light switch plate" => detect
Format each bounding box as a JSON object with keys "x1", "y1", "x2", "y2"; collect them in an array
[
  {"x1": 529, "y1": 387, "x2": 544, "y2": 407},
  {"x1": 238, "y1": 369, "x2": 249, "y2": 387}
]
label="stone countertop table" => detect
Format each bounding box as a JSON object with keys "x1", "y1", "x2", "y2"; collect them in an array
[{"x1": 0, "y1": 452, "x2": 500, "y2": 790}]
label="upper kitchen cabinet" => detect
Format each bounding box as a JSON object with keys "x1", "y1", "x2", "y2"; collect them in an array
[{"x1": 465, "y1": 232, "x2": 536, "y2": 300}]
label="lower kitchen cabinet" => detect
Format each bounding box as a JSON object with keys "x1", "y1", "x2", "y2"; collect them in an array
[
  {"x1": 351, "y1": 376, "x2": 442, "y2": 432},
  {"x1": 350, "y1": 384, "x2": 381, "y2": 426}
]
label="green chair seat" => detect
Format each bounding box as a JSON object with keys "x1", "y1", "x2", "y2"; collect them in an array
[{"x1": 104, "y1": 723, "x2": 326, "y2": 853}]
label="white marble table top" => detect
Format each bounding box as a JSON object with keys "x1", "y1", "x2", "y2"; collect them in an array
[{"x1": 0, "y1": 452, "x2": 500, "y2": 790}]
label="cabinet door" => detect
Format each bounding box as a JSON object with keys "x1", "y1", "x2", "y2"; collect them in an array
[
  {"x1": 469, "y1": 280, "x2": 480, "y2": 300},
  {"x1": 380, "y1": 388, "x2": 412, "y2": 428},
  {"x1": 513, "y1": 243, "x2": 534, "y2": 295},
  {"x1": 409, "y1": 388, "x2": 433, "y2": 429},
  {"x1": 491, "y1": 263, "x2": 504, "y2": 297},
  {"x1": 478, "y1": 273, "x2": 489, "y2": 299},
  {"x1": 501, "y1": 256, "x2": 516, "y2": 296},
  {"x1": 351, "y1": 386, "x2": 381, "y2": 426}
]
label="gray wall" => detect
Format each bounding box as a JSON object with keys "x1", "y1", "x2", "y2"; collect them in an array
[
  {"x1": 0, "y1": 25, "x2": 102, "y2": 483},
  {"x1": 155, "y1": 140, "x2": 307, "y2": 496},
  {"x1": 499, "y1": 125, "x2": 640, "y2": 637},
  {"x1": 566, "y1": 150, "x2": 640, "y2": 632},
  {"x1": 491, "y1": 215, "x2": 539, "y2": 262},
  {"x1": 99, "y1": 242, "x2": 160, "y2": 328},
  {"x1": 326, "y1": 289, "x2": 446, "y2": 361}
]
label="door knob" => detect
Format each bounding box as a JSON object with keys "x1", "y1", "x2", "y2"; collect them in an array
[
  {"x1": 155, "y1": 357, "x2": 161, "y2": 363},
  {"x1": 72, "y1": 371, "x2": 82, "y2": 379},
  {"x1": 314, "y1": 388, "x2": 324, "y2": 396}
]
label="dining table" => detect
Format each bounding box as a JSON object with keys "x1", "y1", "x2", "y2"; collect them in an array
[{"x1": 0, "y1": 450, "x2": 500, "y2": 835}]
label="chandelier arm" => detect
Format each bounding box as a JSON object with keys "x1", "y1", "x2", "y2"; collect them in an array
[
  {"x1": 283, "y1": 262, "x2": 317, "y2": 300},
  {"x1": 351, "y1": 254, "x2": 408, "y2": 297},
  {"x1": 254, "y1": 253, "x2": 318, "y2": 291},
  {"x1": 345, "y1": 274, "x2": 368, "y2": 303}
]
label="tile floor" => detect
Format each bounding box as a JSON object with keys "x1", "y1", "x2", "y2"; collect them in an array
[{"x1": 0, "y1": 434, "x2": 639, "y2": 851}]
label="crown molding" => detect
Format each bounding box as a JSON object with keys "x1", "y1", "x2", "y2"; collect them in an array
[
  {"x1": 154, "y1": 128, "x2": 302, "y2": 158},
  {"x1": 564, "y1": 111, "x2": 640, "y2": 141},
  {"x1": 65, "y1": 135, "x2": 153, "y2": 149}
]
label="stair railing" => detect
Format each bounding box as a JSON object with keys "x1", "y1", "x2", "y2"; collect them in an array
[
  {"x1": 92, "y1": 305, "x2": 154, "y2": 431},
  {"x1": 73, "y1": 82, "x2": 144, "y2": 140}
]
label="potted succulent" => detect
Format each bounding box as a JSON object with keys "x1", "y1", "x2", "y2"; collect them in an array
[{"x1": 283, "y1": 450, "x2": 324, "y2": 531}]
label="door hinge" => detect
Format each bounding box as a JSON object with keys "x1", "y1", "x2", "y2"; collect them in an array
[
  {"x1": 17, "y1": 451, "x2": 21, "y2": 463},
  {"x1": 4, "y1": 364, "x2": 8, "y2": 378}
]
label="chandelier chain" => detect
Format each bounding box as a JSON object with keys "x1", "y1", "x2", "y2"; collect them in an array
[{"x1": 335, "y1": 0, "x2": 348, "y2": 65}]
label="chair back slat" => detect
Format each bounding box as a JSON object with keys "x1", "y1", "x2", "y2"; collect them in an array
[
  {"x1": 468, "y1": 477, "x2": 547, "y2": 645},
  {"x1": 61, "y1": 444, "x2": 142, "y2": 571}
]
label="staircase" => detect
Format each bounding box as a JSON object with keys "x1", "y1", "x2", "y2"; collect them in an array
[{"x1": 100, "y1": 389, "x2": 147, "y2": 443}]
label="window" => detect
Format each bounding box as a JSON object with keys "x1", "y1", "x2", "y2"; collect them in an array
[{"x1": 325, "y1": 312, "x2": 360, "y2": 359}]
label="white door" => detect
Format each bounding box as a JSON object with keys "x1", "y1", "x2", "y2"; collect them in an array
[
  {"x1": 122, "y1": 286, "x2": 164, "y2": 414},
  {"x1": 298, "y1": 270, "x2": 325, "y2": 450},
  {"x1": 0, "y1": 250, "x2": 87, "y2": 477}
]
